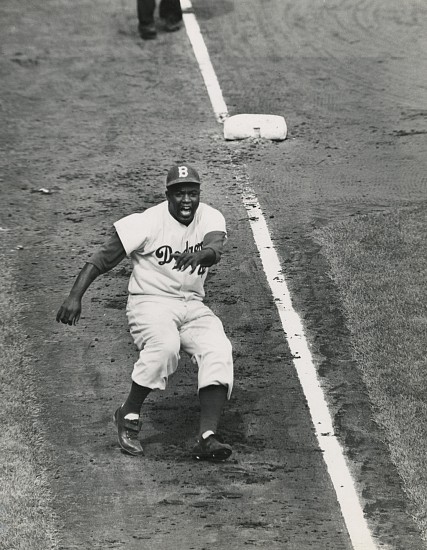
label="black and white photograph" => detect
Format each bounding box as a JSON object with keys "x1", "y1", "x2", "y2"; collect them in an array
[{"x1": 1, "y1": 0, "x2": 426, "y2": 548}]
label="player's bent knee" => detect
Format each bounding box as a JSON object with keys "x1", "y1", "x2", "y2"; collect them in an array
[
  {"x1": 148, "y1": 334, "x2": 180, "y2": 361},
  {"x1": 159, "y1": 344, "x2": 180, "y2": 363}
]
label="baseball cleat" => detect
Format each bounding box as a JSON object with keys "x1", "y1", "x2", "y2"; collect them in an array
[
  {"x1": 191, "y1": 434, "x2": 232, "y2": 461},
  {"x1": 113, "y1": 407, "x2": 144, "y2": 456}
]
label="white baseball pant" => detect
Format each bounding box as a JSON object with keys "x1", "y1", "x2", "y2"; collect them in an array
[{"x1": 126, "y1": 296, "x2": 233, "y2": 398}]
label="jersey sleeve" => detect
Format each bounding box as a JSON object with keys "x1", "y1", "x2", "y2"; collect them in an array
[
  {"x1": 113, "y1": 213, "x2": 148, "y2": 256},
  {"x1": 202, "y1": 231, "x2": 226, "y2": 264},
  {"x1": 201, "y1": 205, "x2": 227, "y2": 236},
  {"x1": 87, "y1": 229, "x2": 127, "y2": 273}
]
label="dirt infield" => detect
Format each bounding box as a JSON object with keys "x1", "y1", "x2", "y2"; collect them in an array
[{"x1": 1, "y1": 0, "x2": 426, "y2": 548}]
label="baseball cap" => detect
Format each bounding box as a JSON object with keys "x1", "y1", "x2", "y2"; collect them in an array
[{"x1": 166, "y1": 164, "x2": 201, "y2": 188}]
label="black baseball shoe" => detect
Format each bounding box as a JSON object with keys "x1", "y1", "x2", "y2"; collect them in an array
[
  {"x1": 191, "y1": 434, "x2": 232, "y2": 461},
  {"x1": 139, "y1": 23, "x2": 157, "y2": 39},
  {"x1": 113, "y1": 407, "x2": 144, "y2": 456},
  {"x1": 162, "y1": 18, "x2": 182, "y2": 32}
]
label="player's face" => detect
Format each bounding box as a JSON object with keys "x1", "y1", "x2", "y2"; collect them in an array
[{"x1": 166, "y1": 183, "x2": 200, "y2": 225}]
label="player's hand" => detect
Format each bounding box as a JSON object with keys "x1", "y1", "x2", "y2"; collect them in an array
[
  {"x1": 56, "y1": 295, "x2": 82, "y2": 326},
  {"x1": 172, "y1": 250, "x2": 209, "y2": 274}
]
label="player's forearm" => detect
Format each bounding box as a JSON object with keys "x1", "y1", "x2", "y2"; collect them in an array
[
  {"x1": 202, "y1": 231, "x2": 226, "y2": 264},
  {"x1": 199, "y1": 247, "x2": 217, "y2": 267},
  {"x1": 68, "y1": 263, "x2": 101, "y2": 299}
]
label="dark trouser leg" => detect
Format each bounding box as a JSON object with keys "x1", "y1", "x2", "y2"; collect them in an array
[
  {"x1": 137, "y1": 0, "x2": 156, "y2": 25},
  {"x1": 198, "y1": 385, "x2": 228, "y2": 437},
  {"x1": 159, "y1": 0, "x2": 182, "y2": 22}
]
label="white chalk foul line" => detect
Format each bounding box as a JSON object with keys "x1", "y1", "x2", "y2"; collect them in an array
[
  {"x1": 181, "y1": 0, "x2": 228, "y2": 123},
  {"x1": 181, "y1": 2, "x2": 377, "y2": 549},
  {"x1": 241, "y1": 188, "x2": 376, "y2": 550}
]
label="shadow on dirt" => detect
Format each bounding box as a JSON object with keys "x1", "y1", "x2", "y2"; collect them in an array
[{"x1": 191, "y1": 0, "x2": 234, "y2": 20}]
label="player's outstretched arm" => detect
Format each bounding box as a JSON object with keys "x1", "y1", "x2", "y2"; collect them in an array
[
  {"x1": 56, "y1": 230, "x2": 127, "y2": 325},
  {"x1": 56, "y1": 263, "x2": 101, "y2": 325},
  {"x1": 172, "y1": 231, "x2": 226, "y2": 273}
]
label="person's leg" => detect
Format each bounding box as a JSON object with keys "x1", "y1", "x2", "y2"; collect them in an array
[
  {"x1": 121, "y1": 381, "x2": 152, "y2": 417},
  {"x1": 137, "y1": 0, "x2": 155, "y2": 25},
  {"x1": 181, "y1": 302, "x2": 233, "y2": 459},
  {"x1": 137, "y1": 0, "x2": 157, "y2": 38},
  {"x1": 159, "y1": 0, "x2": 182, "y2": 31},
  {"x1": 115, "y1": 298, "x2": 183, "y2": 455},
  {"x1": 198, "y1": 384, "x2": 228, "y2": 436}
]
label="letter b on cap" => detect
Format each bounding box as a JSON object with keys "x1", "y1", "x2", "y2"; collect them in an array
[{"x1": 166, "y1": 164, "x2": 201, "y2": 187}]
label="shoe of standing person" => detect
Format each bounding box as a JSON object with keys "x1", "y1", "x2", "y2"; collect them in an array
[
  {"x1": 162, "y1": 18, "x2": 182, "y2": 32},
  {"x1": 139, "y1": 23, "x2": 157, "y2": 39}
]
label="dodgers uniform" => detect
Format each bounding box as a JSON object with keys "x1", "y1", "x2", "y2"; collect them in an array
[
  {"x1": 57, "y1": 163, "x2": 234, "y2": 459},
  {"x1": 91, "y1": 200, "x2": 233, "y2": 399}
]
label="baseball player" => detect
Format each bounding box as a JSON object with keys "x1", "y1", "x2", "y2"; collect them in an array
[{"x1": 56, "y1": 164, "x2": 233, "y2": 461}]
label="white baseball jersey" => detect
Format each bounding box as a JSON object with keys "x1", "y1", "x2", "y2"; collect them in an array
[{"x1": 114, "y1": 201, "x2": 226, "y2": 301}]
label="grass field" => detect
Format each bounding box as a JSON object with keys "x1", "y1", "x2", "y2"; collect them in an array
[
  {"x1": 314, "y1": 205, "x2": 427, "y2": 539},
  {"x1": 0, "y1": 245, "x2": 59, "y2": 550}
]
